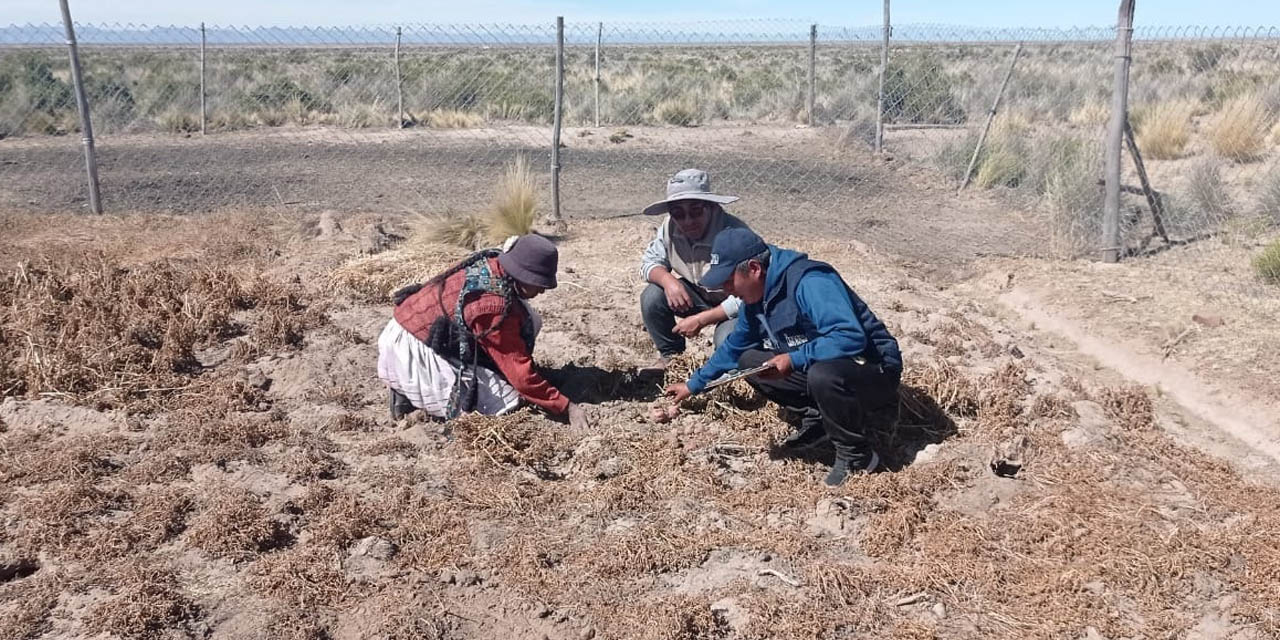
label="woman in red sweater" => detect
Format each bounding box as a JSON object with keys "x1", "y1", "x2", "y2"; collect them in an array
[{"x1": 377, "y1": 234, "x2": 589, "y2": 429}]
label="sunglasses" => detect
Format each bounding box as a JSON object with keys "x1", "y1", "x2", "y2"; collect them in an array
[{"x1": 669, "y1": 203, "x2": 707, "y2": 221}]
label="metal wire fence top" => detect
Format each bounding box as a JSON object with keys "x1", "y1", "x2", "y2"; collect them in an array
[{"x1": 1, "y1": 18, "x2": 1278, "y2": 262}]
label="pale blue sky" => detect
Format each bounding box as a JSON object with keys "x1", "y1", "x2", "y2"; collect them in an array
[{"x1": 5, "y1": 0, "x2": 1279, "y2": 28}]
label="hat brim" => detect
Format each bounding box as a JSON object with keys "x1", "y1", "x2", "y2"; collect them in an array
[
  {"x1": 642, "y1": 193, "x2": 739, "y2": 216},
  {"x1": 700, "y1": 262, "x2": 737, "y2": 291}
]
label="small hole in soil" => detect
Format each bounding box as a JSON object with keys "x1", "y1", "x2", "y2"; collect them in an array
[{"x1": 0, "y1": 559, "x2": 40, "y2": 583}]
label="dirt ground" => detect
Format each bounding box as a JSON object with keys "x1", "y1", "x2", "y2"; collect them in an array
[{"x1": 3, "y1": 153, "x2": 1280, "y2": 638}]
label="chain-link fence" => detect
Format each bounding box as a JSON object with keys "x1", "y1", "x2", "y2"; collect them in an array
[{"x1": 2, "y1": 20, "x2": 1278, "y2": 259}]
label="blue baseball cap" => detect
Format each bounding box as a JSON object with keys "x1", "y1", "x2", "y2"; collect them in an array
[{"x1": 701, "y1": 227, "x2": 768, "y2": 290}]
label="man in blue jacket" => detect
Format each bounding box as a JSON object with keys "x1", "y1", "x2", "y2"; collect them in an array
[{"x1": 666, "y1": 228, "x2": 903, "y2": 487}]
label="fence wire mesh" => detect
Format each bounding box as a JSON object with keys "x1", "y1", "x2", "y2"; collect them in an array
[{"x1": 1, "y1": 20, "x2": 1279, "y2": 259}]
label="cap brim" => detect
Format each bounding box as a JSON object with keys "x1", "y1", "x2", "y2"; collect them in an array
[
  {"x1": 700, "y1": 262, "x2": 736, "y2": 290},
  {"x1": 641, "y1": 193, "x2": 739, "y2": 216}
]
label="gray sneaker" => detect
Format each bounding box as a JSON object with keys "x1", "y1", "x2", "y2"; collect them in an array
[
  {"x1": 638, "y1": 355, "x2": 673, "y2": 375},
  {"x1": 824, "y1": 451, "x2": 880, "y2": 487}
]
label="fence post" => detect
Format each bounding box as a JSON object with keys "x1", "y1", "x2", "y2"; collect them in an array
[
  {"x1": 58, "y1": 0, "x2": 102, "y2": 214},
  {"x1": 595, "y1": 22, "x2": 602, "y2": 128},
  {"x1": 394, "y1": 26, "x2": 404, "y2": 128},
  {"x1": 550, "y1": 16, "x2": 565, "y2": 224},
  {"x1": 1102, "y1": 0, "x2": 1136, "y2": 263},
  {"x1": 875, "y1": 0, "x2": 890, "y2": 152},
  {"x1": 808, "y1": 24, "x2": 817, "y2": 126},
  {"x1": 200, "y1": 22, "x2": 207, "y2": 135},
  {"x1": 959, "y1": 43, "x2": 1022, "y2": 192}
]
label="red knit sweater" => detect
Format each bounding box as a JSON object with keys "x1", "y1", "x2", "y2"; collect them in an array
[{"x1": 393, "y1": 257, "x2": 569, "y2": 415}]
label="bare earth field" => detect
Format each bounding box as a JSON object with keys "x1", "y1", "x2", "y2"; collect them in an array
[{"x1": 3, "y1": 178, "x2": 1280, "y2": 640}]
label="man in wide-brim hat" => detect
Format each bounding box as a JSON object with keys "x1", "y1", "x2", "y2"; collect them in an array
[{"x1": 637, "y1": 168, "x2": 757, "y2": 373}]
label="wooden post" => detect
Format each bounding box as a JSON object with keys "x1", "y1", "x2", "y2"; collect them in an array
[
  {"x1": 594, "y1": 22, "x2": 602, "y2": 128},
  {"x1": 58, "y1": 0, "x2": 102, "y2": 214},
  {"x1": 959, "y1": 43, "x2": 1023, "y2": 192},
  {"x1": 1102, "y1": 0, "x2": 1136, "y2": 263},
  {"x1": 394, "y1": 26, "x2": 404, "y2": 128},
  {"x1": 875, "y1": 0, "x2": 889, "y2": 152},
  {"x1": 200, "y1": 22, "x2": 206, "y2": 135},
  {"x1": 551, "y1": 16, "x2": 564, "y2": 224},
  {"x1": 808, "y1": 24, "x2": 817, "y2": 126},
  {"x1": 1124, "y1": 119, "x2": 1170, "y2": 243}
]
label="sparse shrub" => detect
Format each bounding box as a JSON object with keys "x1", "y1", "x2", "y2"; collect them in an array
[
  {"x1": 1136, "y1": 101, "x2": 1193, "y2": 160},
  {"x1": 1208, "y1": 94, "x2": 1273, "y2": 162},
  {"x1": 1259, "y1": 170, "x2": 1280, "y2": 224},
  {"x1": 882, "y1": 53, "x2": 966, "y2": 125},
  {"x1": 1182, "y1": 157, "x2": 1235, "y2": 229},
  {"x1": 1041, "y1": 135, "x2": 1105, "y2": 257},
  {"x1": 652, "y1": 96, "x2": 703, "y2": 126},
  {"x1": 155, "y1": 108, "x2": 200, "y2": 134},
  {"x1": 338, "y1": 101, "x2": 391, "y2": 128},
  {"x1": 1068, "y1": 100, "x2": 1109, "y2": 128},
  {"x1": 423, "y1": 109, "x2": 484, "y2": 128},
  {"x1": 487, "y1": 154, "x2": 537, "y2": 241},
  {"x1": 1254, "y1": 239, "x2": 1280, "y2": 284},
  {"x1": 974, "y1": 115, "x2": 1029, "y2": 189}
]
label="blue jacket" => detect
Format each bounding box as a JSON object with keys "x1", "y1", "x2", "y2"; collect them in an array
[{"x1": 687, "y1": 246, "x2": 903, "y2": 394}]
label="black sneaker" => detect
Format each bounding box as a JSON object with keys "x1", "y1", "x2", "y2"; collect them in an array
[
  {"x1": 824, "y1": 451, "x2": 880, "y2": 487},
  {"x1": 388, "y1": 388, "x2": 415, "y2": 420},
  {"x1": 781, "y1": 422, "x2": 829, "y2": 449}
]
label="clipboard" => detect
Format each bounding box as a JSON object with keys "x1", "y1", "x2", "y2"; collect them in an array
[{"x1": 703, "y1": 363, "x2": 775, "y2": 390}]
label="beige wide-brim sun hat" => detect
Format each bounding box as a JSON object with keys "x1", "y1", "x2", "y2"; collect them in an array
[{"x1": 641, "y1": 168, "x2": 740, "y2": 216}]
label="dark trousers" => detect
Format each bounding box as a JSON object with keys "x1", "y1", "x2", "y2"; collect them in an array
[
  {"x1": 739, "y1": 348, "x2": 899, "y2": 463},
  {"x1": 640, "y1": 282, "x2": 735, "y2": 357}
]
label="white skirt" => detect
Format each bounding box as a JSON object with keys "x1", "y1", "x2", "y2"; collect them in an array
[{"x1": 375, "y1": 303, "x2": 540, "y2": 418}]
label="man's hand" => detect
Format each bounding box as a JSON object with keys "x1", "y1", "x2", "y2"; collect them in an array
[
  {"x1": 757, "y1": 353, "x2": 794, "y2": 380},
  {"x1": 665, "y1": 382, "x2": 692, "y2": 405},
  {"x1": 663, "y1": 279, "x2": 693, "y2": 313},
  {"x1": 567, "y1": 402, "x2": 592, "y2": 430},
  {"x1": 673, "y1": 314, "x2": 705, "y2": 338}
]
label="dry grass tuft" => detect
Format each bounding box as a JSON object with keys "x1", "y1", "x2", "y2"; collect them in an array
[
  {"x1": 0, "y1": 255, "x2": 322, "y2": 408},
  {"x1": 84, "y1": 561, "x2": 200, "y2": 639},
  {"x1": 306, "y1": 489, "x2": 382, "y2": 549},
  {"x1": 329, "y1": 240, "x2": 467, "y2": 303},
  {"x1": 0, "y1": 568, "x2": 64, "y2": 639},
  {"x1": 1030, "y1": 392, "x2": 1077, "y2": 421},
  {"x1": 1097, "y1": 384, "x2": 1155, "y2": 431},
  {"x1": 420, "y1": 211, "x2": 487, "y2": 250},
  {"x1": 422, "y1": 109, "x2": 485, "y2": 129},
  {"x1": 1136, "y1": 100, "x2": 1194, "y2": 159},
  {"x1": 73, "y1": 486, "x2": 194, "y2": 561},
  {"x1": 1068, "y1": 99, "x2": 1109, "y2": 127},
  {"x1": 184, "y1": 485, "x2": 280, "y2": 556},
  {"x1": 1254, "y1": 239, "x2": 1280, "y2": 284},
  {"x1": 901, "y1": 359, "x2": 979, "y2": 417},
  {"x1": 1209, "y1": 93, "x2": 1273, "y2": 161},
  {"x1": 248, "y1": 545, "x2": 348, "y2": 608},
  {"x1": 384, "y1": 489, "x2": 471, "y2": 571},
  {"x1": 451, "y1": 408, "x2": 573, "y2": 478},
  {"x1": 487, "y1": 154, "x2": 537, "y2": 241}
]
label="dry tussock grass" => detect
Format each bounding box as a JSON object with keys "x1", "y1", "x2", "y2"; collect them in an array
[
  {"x1": 1136, "y1": 100, "x2": 1194, "y2": 159},
  {"x1": 305, "y1": 488, "x2": 382, "y2": 549},
  {"x1": 1097, "y1": 384, "x2": 1155, "y2": 431},
  {"x1": 1209, "y1": 93, "x2": 1273, "y2": 161},
  {"x1": 422, "y1": 109, "x2": 485, "y2": 128},
  {"x1": 488, "y1": 154, "x2": 537, "y2": 241},
  {"x1": 13, "y1": 480, "x2": 125, "y2": 554},
  {"x1": 901, "y1": 359, "x2": 979, "y2": 417}
]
